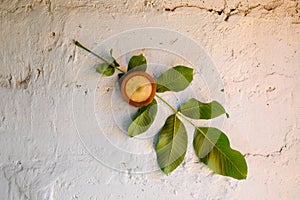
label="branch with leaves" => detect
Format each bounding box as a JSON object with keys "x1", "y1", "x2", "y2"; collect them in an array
[{"x1": 74, "y1": 41, "x2": 248, "y2": 180}]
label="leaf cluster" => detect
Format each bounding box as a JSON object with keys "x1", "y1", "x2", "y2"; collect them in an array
[
  {"x1": 74, "y1": 41, "x2": 248, "y2": 180},
  {"x1": 127, "y1": 56, "x2": 247, "y2": 180}
]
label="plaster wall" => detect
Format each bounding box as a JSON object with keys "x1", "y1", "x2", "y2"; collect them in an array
[{"x1": 0, "y1": 0, "x2": 300, "y2": 199}]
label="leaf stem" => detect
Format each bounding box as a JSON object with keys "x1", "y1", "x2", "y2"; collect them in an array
[
  {"x1": 116, "y1": 67, "x2": 126, "y2": 73},
  {"x1": 177, "y1": 111, "x2": 197, "y2": 128},
  {"x1": 155, "y1": 94, "x2": 178, "y2": 113},
  {"x1": 73, "y1": 40, "x2": 126, "y2": 73},
  {"x1": 118, "y1": 68, "x2": 126, "y2": 73},
  {"x1": 155, "y1": 94, "x2": 197, "y2": 128},
  {"x1": 74, "y1": 40, "x2": 111, "y2": 64}
]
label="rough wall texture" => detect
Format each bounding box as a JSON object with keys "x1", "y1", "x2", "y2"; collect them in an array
[{"x1": 0, "y1": 0, "x2": 300, "y2": 199}]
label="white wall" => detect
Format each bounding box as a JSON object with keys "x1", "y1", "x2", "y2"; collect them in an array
[{"x1": 0, "y1": 0, "x2": 300, "y2": 199}]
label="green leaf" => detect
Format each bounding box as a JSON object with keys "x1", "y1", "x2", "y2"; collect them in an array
[
  {"x1": 193, "y1": 127, "x2": 248, "y2": 180},
  {"x1": 128, "y1": 99, "x2": 158, "y2": 137},
  {"x1": 179, "y1": 98, "x2": 229, "y2": 119},
  {"x1": 110, "y1": 49, "x2": 120, "y2": 67},
  {"x1": 156, "y1": 66, "x2": 193, "y2": 93},
  {"x1": 128, "y1": 54, "x2": 147, "y2": 72},
  {"x1": 155, "y1": 114, "x2": 188, "y2": 175},
  {"x1": 96, "y1": 63, "x2": 115, "y2": 76}
]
